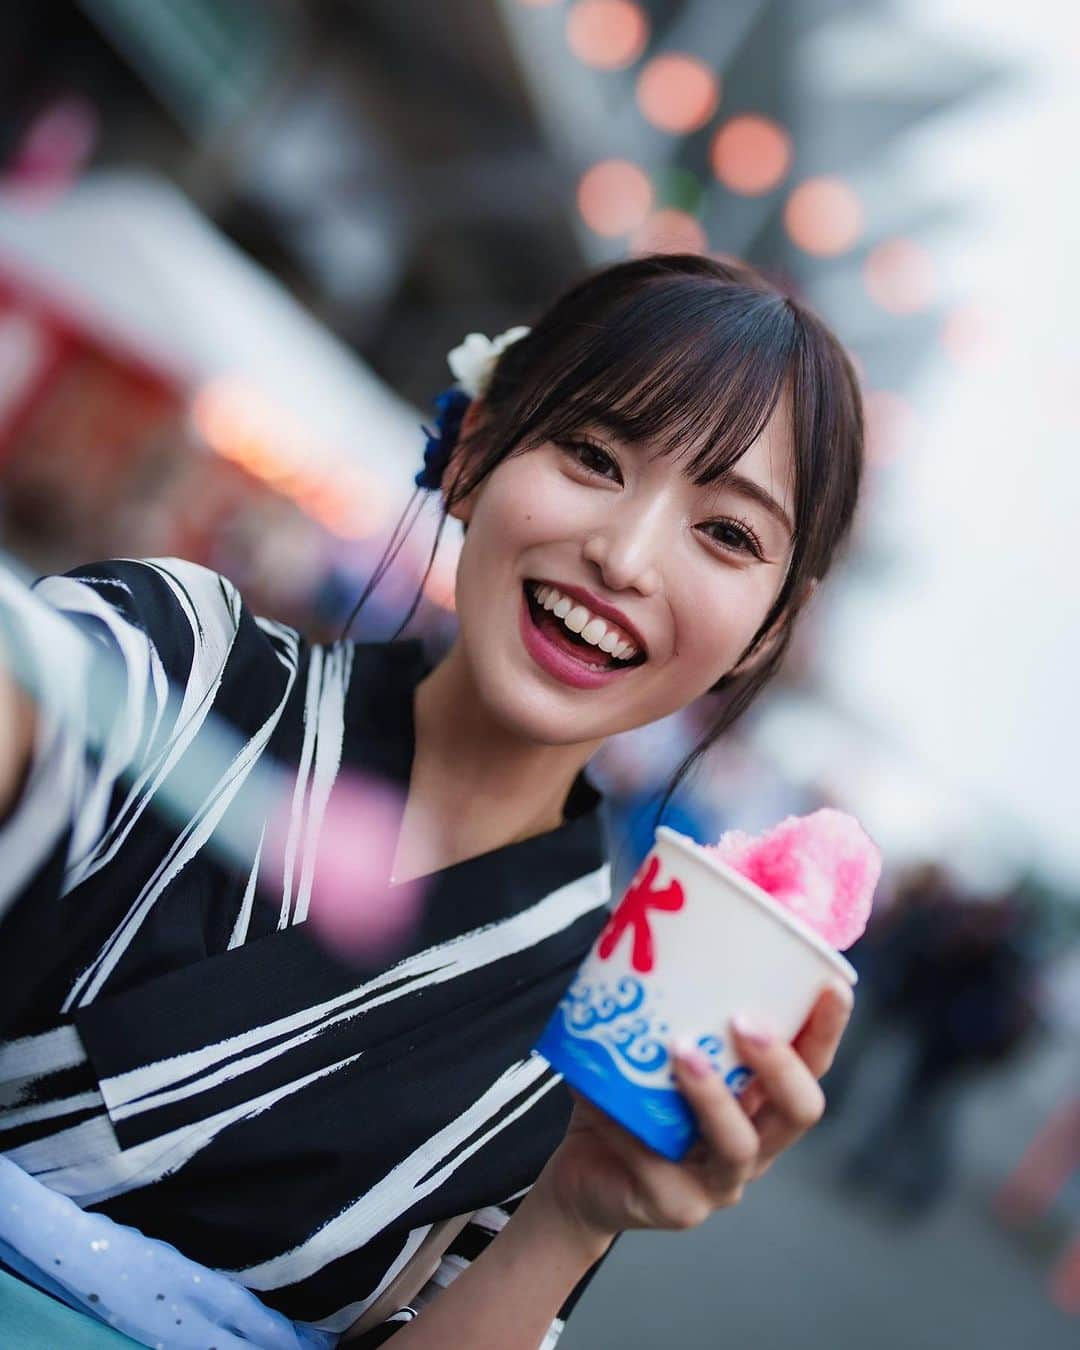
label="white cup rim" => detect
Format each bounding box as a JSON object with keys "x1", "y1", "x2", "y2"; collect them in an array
[{"x1": 655, "y1": 826, "x2": 859, "y2": 986}]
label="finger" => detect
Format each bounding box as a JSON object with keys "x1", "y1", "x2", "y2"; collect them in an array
[
  {"x1": 671, "y1": 1039, "x2": 760, "y2": 1188},
  {"x1": 727, "y1": 986, "x2": 853, "y2": 1122},
  {"x1": 738, "y1": 1080, "x2": 768, "y2": 1118},
  {"x1": 728, "y1": 1019, "x2": 827, "y2": 1164},
  {"x1": 790, "y1": 984, "x2": 854, "y2": 1080}
]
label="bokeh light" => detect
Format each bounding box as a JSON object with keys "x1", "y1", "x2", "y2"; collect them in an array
[
  {"x1": 631, "y1": 208, "x2": 708, "y2": 255},
  {"x1": 863, "y1": 389, "x2": 920, "y2": 466},
  {"x1": 783, "y1": 177, "x2": 864, "y2": 257},
  {"x1": 577, "y1": 158, "x2": 653, "y2": 236},
  {"x1": 636, "y1": 53, "x2": 719, "y2": 134},
  {"x1": 566, "y1": 0, "x2": 649, "y2": 71},
  {"x1": 515, "y1": 0, "x2": 562, "y2": 7},
  {"x1": 864, "y1": 238, "x2": 935, "y2": 315},
  {"x1": 422, "y1": 536, "x2": 462, "y2": 612},
  {"x1": 940, "y1": 303, "x2": 1003, "y2": 368},
  {"x1": 191, "y1": 378, "x2": 389, "y2": 539},
  {"x1": 263, "y1": 770, "x2": 428, "y2": 963},
  {"x1": 710, "y1": 114, "x2": 792, "y2": 196}
]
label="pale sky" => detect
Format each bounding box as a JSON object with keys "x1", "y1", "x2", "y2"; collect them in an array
[{"x1": 813, "y1": 0, "x2": 1079, "y2": 886}]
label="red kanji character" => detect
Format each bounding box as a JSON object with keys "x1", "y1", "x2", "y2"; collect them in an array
[{"x1": 597, "y1": 855, "x2": 685, "y2": 974}]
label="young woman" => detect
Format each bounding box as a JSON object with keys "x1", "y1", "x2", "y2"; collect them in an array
[{"x1": 0, "y1": 253, "x2": 862, "y2": 1348}]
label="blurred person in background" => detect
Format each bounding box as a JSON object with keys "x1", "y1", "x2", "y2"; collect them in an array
[
  {"x1": 836, "y1": 866, "x2": 1041, "y2": 1217},
  {"x1": 0, "y1": 254, "x2": 864, "y2": 1348}
]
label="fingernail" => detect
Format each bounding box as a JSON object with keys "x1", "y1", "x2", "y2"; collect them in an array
[
  {"x1": 672, "y1": 1036, "x2": 711, "y2": 1078},
  {"x1": 732, "y1": 1015, "x2": 774, "y2": 1048},
  {"x1": 833, "y1": 984, "x2": 855, "y2": 1013}
]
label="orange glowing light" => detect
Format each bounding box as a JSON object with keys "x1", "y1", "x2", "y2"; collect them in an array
[
  {"x1": 190, "y1": 378, "x2": 388, "y2": 540},
  {"x1": 567, "y1": 0, "x2": 649, "y2": 70},
  {"x1": 783, "y1": 177, "x2": 863, "y2": 257},
  {"x1": 710, "y1": 114, "x2": 792, "y2": 196},
  {"x1": 631, "y1": 209, "x2": 708, "y2": 255},
  {"x1": 636, "y1": 54, "x2": 719, "y2": 135},
  {"x1": 578, "y1": 159, "x2": 653, "y2": 236},
  {"x1": 864, "y1": 238, "x2": 935, "y2": 315},
  {"x1": 863, "y1": 390, "x2": 919, "y2": 466}
]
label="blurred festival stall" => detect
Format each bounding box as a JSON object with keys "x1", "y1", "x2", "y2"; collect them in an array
[
  {"x1": 0, "y1": 171, "x2": 428, "y2": 637},
  {"x1": 0, "y1": 0, "x2": 1077, "y2": 1338}
]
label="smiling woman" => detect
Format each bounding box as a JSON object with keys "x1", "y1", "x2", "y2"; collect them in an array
[
  {"x1": 0, "y1": 252, "x2": 864, "y2": 1350},
  {"x1": 383, "y1": 254, "x2": 863, "y2": 837}
]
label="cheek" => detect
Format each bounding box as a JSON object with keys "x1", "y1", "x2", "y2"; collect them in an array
[{"x1": 675, "y1": 580, "x2": 772, "y2": 667}]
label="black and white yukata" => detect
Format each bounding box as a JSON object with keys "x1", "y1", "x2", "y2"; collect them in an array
[{"x1": 0, "y1": 557, "x2": 615, "y2": 1345}]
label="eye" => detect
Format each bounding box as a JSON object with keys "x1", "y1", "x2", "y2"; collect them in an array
[
  {"x1": 560, "y1": 438, "x2": 623, "y2": 484},
  {"x1": 699, "y1": 517, "x2": 766, "y2": 561}
]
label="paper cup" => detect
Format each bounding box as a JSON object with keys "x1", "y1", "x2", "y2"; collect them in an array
[{"x1": 534, "y1": 826, "x2": 857, "y2": 1161}]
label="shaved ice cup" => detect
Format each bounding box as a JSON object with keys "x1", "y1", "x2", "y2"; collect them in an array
[{"x1": 534, "y1": 826, "x2": 857, "y2": 1162}]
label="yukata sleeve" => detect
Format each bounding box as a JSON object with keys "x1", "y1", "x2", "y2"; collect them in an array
[
  {"x1": 0, "y1": 1154, "x2": 335, "y2": 1349},
  {"x1": 341, "y1": 1194, "x2": 615, "y2": 1348},
  {"x1": 0, "y1": 554, "x2": 260, "y2": 928}
]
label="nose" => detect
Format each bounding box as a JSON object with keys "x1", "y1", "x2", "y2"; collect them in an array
[{"x1": 582, "y1": 496, "x2": 665, "y2": 598}]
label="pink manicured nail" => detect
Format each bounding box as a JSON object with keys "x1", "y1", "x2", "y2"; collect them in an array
[
  {"x1": 732, "y1": 1015, "x2": 774, "y2": 1048},
  {"x1": 833, "y1": 983, "x2": 855, "y2": 1013},
  {"x1": 672, "y1": 1036, "x2": 711, "y2": 1078}
]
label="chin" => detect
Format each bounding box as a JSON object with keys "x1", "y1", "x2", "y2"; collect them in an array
[
  {"x1": 462, "y1": 644, "x2": 592, "y2": 747},
  {"x1": 480, "y1": 670, "x2": 588, "y2": 746}
]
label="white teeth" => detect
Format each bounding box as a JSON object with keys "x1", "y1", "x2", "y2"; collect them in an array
[{"x1": 528, "y1": 581, "x2": 641, "y2": 663}]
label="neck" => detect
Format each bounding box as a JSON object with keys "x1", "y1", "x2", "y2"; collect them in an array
[{"x1": 406, "y1": 639, "x2": 602, "y2": 865}]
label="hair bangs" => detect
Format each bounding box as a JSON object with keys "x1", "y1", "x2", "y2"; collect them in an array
[{"x1": 501, "y1": 276, "x2": 798, "y2": 490}]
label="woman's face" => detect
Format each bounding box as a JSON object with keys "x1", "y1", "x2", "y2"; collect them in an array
[{"x1": 447, "y1": 398, "x2": 797, "y2": 750}]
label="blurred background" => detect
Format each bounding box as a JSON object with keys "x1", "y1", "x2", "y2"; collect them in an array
[{"x1": 0, "y1": 0, "x2": 1077, "y2": 1344}]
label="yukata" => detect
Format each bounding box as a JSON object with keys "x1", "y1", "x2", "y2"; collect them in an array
[{"x1": 0, "y1": 557, "x2": 614, "y2": 1345}]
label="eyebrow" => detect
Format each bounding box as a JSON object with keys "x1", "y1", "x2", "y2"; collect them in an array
[
  {"x1": 719, "y1": 472, "x2": 793, "y2": 539},
  {"x1": 586, "y1": 413, "x2": 793, "y2": 539}
]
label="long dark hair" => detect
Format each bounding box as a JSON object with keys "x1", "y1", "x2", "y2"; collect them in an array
[{"x1": 342, "y1": 253, "x2": 864, "y2": 831}]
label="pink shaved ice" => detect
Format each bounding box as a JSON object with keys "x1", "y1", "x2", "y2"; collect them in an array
[{"x1": 704, "y1": 808, "x2": 881, "y2": 950}]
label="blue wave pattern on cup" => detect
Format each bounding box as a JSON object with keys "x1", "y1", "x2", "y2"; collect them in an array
[{"x1": 534, "y1": 975, "x2": 751, "y2": 1161}]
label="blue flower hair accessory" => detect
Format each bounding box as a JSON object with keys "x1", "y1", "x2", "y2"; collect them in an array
[
  {"x1": 414, "y1": 325, "x2": 530, "y2": 492},
  {"x1": 415, "y1": 388, "x2": 471, "y2": 490}
]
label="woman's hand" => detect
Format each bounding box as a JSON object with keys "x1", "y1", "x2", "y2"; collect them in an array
[{"x1": 536, "y1": 984, "x2": 853, "y2": 1244}]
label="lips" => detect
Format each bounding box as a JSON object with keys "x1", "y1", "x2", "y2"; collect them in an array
[
  {"x1": 527, "y1": 577, "x2": 649, "y2": 660},
  {"x1": 524, "y1": 585, "x2": 616, "y2": 666},
  {"x1": 519, "y1": 583, "x2": 643, "y2": 691}
]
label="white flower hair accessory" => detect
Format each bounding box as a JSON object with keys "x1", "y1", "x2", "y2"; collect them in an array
[
  {"x1": 415, "y1": 325, "x2": 531, "y2": 491},
  {"x1": 447, "y1": 325, "x2": 531, "y2": 398}
]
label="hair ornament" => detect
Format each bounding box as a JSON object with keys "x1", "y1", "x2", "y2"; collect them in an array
[{"x1": 414, "y1": 325, "x2": 530, "y2": 491}]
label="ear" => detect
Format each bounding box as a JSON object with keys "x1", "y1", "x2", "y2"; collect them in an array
[{"x1": 444, "y1": 398, "x2": 487, "y2": 526}]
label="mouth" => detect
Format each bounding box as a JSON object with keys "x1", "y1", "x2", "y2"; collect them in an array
[{"x1": 519, "y1": 580, "x2": 647, "y2": 690}]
